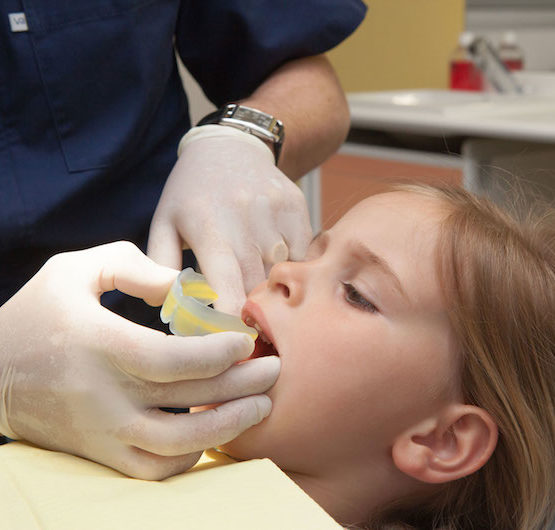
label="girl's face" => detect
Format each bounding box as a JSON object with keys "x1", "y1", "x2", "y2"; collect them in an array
[{"x1": 223, "y1": 191, "x2": 459, "y2": 478}]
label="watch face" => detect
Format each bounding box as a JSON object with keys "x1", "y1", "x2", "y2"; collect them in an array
[{"x1": 233, "y1": 106, "x2": 272, "y2": 129}]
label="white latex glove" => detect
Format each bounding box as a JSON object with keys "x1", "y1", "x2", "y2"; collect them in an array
[
  {"x1": 147, "y1": 125, "x2": 313, "y2": 315},
  {"x1": 0, "y1": 242, "x2": 280, "y2": 480}
]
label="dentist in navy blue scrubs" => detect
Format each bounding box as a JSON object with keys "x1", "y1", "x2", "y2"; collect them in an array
[{"x1": 0, "y1": 1, "x2": 366, "y2": 479}]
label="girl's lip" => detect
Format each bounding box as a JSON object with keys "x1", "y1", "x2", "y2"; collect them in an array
[{"x1": 241, "y1": 299, "x2": 277, "y2": 352}]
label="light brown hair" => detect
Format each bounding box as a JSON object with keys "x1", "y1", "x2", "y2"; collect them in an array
[{"x1": 370, "y1": 184, "x2": 554, "y2": 529}]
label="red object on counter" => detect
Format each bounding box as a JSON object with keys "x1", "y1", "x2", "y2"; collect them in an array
[
  {"x1": 449, "y1": 32, "x2": 483, "y2": 91},
  {"x1": 450, "y1": 60, "x2": 484, "y2": 91},
  {"x1": 503, "y1": 59, "x2": 524, "y2": 71},
  {"x1": 498, "y1": 32, "x2": 524, "y2": 71}
]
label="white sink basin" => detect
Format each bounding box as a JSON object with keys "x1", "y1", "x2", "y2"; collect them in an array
[
  {"x1": 347, "y1": 76, "x2": 555, "y2": 143},
  {"x1": 514, "y1": 70, "x2": 555, "y2": 96},
  {"x1": 348, "y1": 88, "x2": 555, "y2": 118},
  {"x1": 348, "y1": 89, "x2": 492, "y2": 114}
]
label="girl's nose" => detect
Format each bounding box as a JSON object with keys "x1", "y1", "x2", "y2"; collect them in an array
[{"x1": 267, "y1": 260, "x2": 306, "y2": 306}]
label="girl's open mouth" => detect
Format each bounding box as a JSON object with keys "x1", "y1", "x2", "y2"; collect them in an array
[{"x1": 242, "y1": 301, "x2": 280, "y2": 359}]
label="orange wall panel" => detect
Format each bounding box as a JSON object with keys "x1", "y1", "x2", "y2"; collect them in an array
[{"x1": 320, "y1": 153, "x2": 462, "y2": 229}]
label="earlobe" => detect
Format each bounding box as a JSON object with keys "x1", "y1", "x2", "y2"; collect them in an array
[{"x1": 392, "y1": 405, "x2": 498, "y2": 484}]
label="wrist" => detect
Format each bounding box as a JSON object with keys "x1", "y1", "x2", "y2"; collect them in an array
[
  {"x1": 177, "y1": 124, "x2": 275, "y2": 162},
  {"x1": 194, "y1": 104, "x2": 284, "y2": 164}
]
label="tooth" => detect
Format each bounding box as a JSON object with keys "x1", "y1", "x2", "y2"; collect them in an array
[{"x1": 254, "y1": 323, "x2": 262, "y2": 332}]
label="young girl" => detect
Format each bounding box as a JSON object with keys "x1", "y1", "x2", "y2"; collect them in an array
[{"x1": 217, "y1": 183, "x2": 554, "y2": 529}]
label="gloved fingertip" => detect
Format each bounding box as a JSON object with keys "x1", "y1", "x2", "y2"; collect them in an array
[
  {"x1": 232, "y1": 332, "x2": 255, "y2": 359},
  {"x1": 286, "y1": 238, "x2": 311, "y2": 263},
  {"x1": 250, "y1": 394, "x2": 272, "y2": 423},
  {"x1": 258, "y1": 354, "x2": 281, "y2": 380},
  {"x1": 268, "y1": 241, "x2": 289, "y2": 264}
]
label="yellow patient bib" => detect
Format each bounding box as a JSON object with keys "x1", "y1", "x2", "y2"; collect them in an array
[{"x1": 0, "y1": 442, "x2": 341, "y2": 529}]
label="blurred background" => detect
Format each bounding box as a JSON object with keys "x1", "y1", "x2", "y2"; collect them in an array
[{"x1": 182, "y1": 0, "x2": 555, "y2": 231}]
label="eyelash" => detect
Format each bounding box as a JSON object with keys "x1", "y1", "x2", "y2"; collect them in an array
[{"x1": 342, "y1": 282, "x2": 379, "y2": 314}]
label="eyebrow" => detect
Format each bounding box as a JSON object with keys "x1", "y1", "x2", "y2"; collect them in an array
[{"x1": 313, "y1": 231, "x2": 408, "y2": 300}]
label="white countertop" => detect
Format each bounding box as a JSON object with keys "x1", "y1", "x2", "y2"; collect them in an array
[{"x1": 348, "y1": 87, "x2": 555, "y2": 144}]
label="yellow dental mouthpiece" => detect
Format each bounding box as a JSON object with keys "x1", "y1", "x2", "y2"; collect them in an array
[{"x1": 160, "y1": 268, "x2": 258, "y2": 339}]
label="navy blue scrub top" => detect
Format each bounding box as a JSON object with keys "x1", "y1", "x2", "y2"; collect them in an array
[{"x1": 0, "y1": 0, "x2": 366, "y2": 306}]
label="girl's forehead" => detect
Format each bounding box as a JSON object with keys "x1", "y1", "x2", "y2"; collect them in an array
[
  {"x1": 363, "y1": 190, "x2": 441, "y2": 211},
  {"x1": 338, "y1": 191, "x2": 445, "y2": 231}
]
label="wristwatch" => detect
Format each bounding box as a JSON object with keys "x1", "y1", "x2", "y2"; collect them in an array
[{"x1": 197, "y1": 104, "x2": 284, "y2": 164}]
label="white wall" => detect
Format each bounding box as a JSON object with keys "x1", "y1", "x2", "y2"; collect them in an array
[{"x1": 466, "y1": 8, "x2": 555, "y2": 71}]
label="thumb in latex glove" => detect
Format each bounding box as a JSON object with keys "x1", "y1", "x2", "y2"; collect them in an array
[
  {"x1": 147, "y1": 125, "x2": 313, "y2": 315},
  {"x1": 0, "y1": 242, "x2": 280, "y2": 479}
]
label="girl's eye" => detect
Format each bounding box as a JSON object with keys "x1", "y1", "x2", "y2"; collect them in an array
[{"x1": 342, "y1": 282, "x2": 378, "y2": 313}]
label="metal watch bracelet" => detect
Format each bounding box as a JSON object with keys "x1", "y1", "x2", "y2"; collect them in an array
[{"x1": 197, "y1": 104, "x2": 284, "y2": 164}]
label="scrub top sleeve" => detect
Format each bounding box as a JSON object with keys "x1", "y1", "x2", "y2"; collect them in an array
[{"x1": 175, "y1": 0, "x2": 367, "y2": 108}]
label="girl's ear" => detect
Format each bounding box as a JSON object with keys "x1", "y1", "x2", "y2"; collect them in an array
[{"x1": 391, "y1": 404, "x2": 498, "y2": 484}]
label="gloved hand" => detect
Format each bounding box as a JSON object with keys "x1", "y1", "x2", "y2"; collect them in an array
[
  {"x1": 147, "y1": 125, "x2": 313, "y2": 315},
  {"x1": 0, "y1": 242, "x2": 280, "y2": 480}
]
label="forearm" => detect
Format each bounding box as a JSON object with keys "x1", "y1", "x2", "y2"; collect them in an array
[{"x1": 240, "y1": 54, "x2": 349, "y2": 180}]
